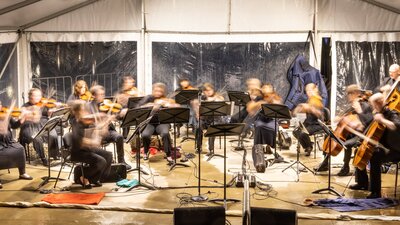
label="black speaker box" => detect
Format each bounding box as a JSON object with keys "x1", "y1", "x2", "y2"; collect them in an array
[
  {"x1": 251, "y1": 207, "x2": 297, "y2": 225},
  {"x1": 174, "y1": 206, "x2": 225, "y2": 225}
]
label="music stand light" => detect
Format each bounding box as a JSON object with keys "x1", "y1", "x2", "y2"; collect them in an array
[{"x1": 206, "y1": 123, "x2": 245, "y2": 209}]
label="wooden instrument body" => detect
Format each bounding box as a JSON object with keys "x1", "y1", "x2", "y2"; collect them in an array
[
  {"x1": 353, "y1": 84, "x2": 400, "y2": 170},
  {"x1": 322, "y1": 114, "x2": 357, "y2": 156}
]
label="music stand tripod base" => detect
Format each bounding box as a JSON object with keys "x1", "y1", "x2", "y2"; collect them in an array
[
  {"x1": 206, "y1": 152, "x2": 225, "y2": 161},
  {"x1": 191, "y1": 195, "x2": 208, "y2": 202}
]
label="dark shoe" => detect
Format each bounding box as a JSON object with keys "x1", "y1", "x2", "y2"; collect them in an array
[
  {"x1": 120, "y1": 162, "x2": 132, "y2": 170},
  {"x1": 366, "y1": 192, "x2": 381, "y2": 199},
  {"x1": 206, "y1": 151, "x2": 213, "y2": 156},
  {"x1": 143, "y1": 152, "x2": 149, "y2": 161},
  {"x1": 305, "y1": 147, "x2": 312, "y2": 156},
  {"x1": 337, "y1": 165, "x2": 350, "y2": 176},
  {"x1": 92, "y1": 181, "x2": 103, "y2": 187},
  {"x1": 314, "y1": 164, "x2": 328, "y2": 172},
  {"x1": 19, "y1": 174, "x2": 33, "y2": 180},
  {"x1": 166, "y1": 156, "x2": 173, "y2": 163},
  {"x1": 82, "y1": 184, "x2": 92, "y2": 189},
  {"x1": 349, "y1": 183, "x2": 368, "y2": 191},
  {"x1": 0, "y1": 182, "x2": 2, "y2": 189}
]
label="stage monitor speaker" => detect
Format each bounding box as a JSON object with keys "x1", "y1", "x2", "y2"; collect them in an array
[
  {"x1": 251, "y1": 207, "x2": 297, "y2": 225},
  {"x1": 173, "y1": 206, "x2": 225, "y2": 225}
]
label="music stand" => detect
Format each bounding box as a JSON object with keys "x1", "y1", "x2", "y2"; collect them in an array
[
  {"x1": 121, "y1": 107, "x2": 153, "y2": 176},
  {"x1": 175, "y1": 90, "x2": 200, "y2": 142},
  {"x1": 50, "y1": 107, "x2": 71, "y2": 188},
  {"x1": 157, "y1": 107, "x2": 191, "y2": 171},
  {"x1": 282, "y1": 121, "x2": 314, "y2": 181},
  {"x1": 206, "y1": 123, "x2": 245, "y2": 209},
  {"x1": 261, "y1": 104, "x2": 291, "y2": 166},
  {"x1": 127, "y1": 96, "x2": 144, "y2": 109},
  {"x1": 33, "y1": 116, "x2": 62, "y2": 188},
  {"x1": 125, "y1": 111, "x2": 156, "y2": 191},
  {"x1": 199, "y1": 101, "x2": 233, "y2": 161},
  {"x1": 228, "y1": 91, "x2": 251, "y2": 151},
  {"x1": 312, "y1": 119, "x2": 346, "y2": 197}
]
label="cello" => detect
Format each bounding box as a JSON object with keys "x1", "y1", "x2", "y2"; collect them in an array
[{"x1": 353, "y1": 79, "x2": 400, "y2": 170}]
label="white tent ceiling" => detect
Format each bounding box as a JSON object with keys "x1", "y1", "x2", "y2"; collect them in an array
[{"x1": 0, "y1": 0, "x2": 398, "y2": 33}]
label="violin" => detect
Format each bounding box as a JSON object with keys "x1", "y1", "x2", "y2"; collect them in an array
[
  {"x1": 0, "y1": 107, "x2": 22, "y2": 119},
  {"x1": 35, "y1": 98, "x2": 65, "y2": 108},
  {"x1": 124, "y1": 87, "x2": 139, "y2": 96},
  {"x1": 99, "y1": 99, "x2": 122, "y2": 114},
  {"x1": 80, "y1": 91, "x2": 93, "y2": 101},
  {"x1": 183, "y1": 85, "x2": 196, "y2": 90}
]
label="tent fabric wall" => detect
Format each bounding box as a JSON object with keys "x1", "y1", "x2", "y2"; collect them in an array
[
  {"x1": 27, "y1": 0, "x2": 142, "y2": 32},
  {"x1": 318, "y1": 0, "x2": 400, "y2": 32}
]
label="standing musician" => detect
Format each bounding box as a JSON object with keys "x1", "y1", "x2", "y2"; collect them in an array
[
  {"x1": 67, "y1": 80, "x2": 92, "y2": 103},
  {"x1": 246, "y1": 84, "x2": 281, "y2": 153},
  {"x1": 194, "y1": 82, "x2": 225, "y2": 155},
  {"x1": 70, "y1": 102, "x2": 113, "y2": 189},
  {"x1": 292, "y1": 83, "x2": 324, "y2": 156},
  {"x1": 116, "y1": 75, "x2": 141, "y2": 108},
  {"x1": 19, "y1": 88, "x2": 60, "y2": 166},
  {"x1": 315, "y1": 85, "x2": 373, "y2": 175},
  {"x1": 88, "y1": 85, "x2": 131, "y2": 170},
  {"x1": 139, "y1": 82, "x2": 179, "y2": 162},
  {"x1": 0, "y1": 100, "x2": 33, "y2": 188},
  {"x1": 350, "y1": 93, "x2": 400, "y2": 198}
]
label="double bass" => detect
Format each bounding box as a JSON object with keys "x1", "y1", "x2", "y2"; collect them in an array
[{"x1": 353, "y1": 80, "x2": 400, "y2": 170}]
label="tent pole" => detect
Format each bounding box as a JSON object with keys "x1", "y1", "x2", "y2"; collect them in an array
[{"x1": 313, "y1": 0, "x2": 319, "y2": 69}]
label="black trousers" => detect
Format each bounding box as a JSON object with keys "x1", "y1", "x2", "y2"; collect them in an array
[
  {"x1": 19, "y1": 126, "x2": 59, "y2": 159},
  {"x1": 142, "y1": 124, "x2": 172, "y2": 156},
  {"x1": 355, "y1": 148, "x2": 400, "y2": 193},
  {"x1": 195, "y1": 119, "x2": 215, "y2": 152},
  {"x1": 102, "y1": 130, "x2": 125, "y2": 163},
  {"x1": 0, "y1": 143, "x2": 26, "y2": 175},
  {"x1": 293, "y1": 124, "x2": 321, "y2": 150},
  {"x1": 71, "y1": 148, "x2": 112, "y2": 183}
]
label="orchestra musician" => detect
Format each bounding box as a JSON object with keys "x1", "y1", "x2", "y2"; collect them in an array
[
  {"x1": 194, "y1": 82, "x2": 225, "y2": 155},
  {"x1": 139, "y1": 82, "x2": 179, "y2": 162},
  {"x1": 116, "y1": 75, "x2": 141, "y2": 108},
  {"x1": 175, "y1": 77, "x2": 196, "y2": 91},
  {"x1": 230, "y1": 78, "x2": 262, "y2": 123},
  {"x1": 292, "y1": 83, "x2": 324, "y2": 156},
  {"x1": 350, "y1": 93, "x2": 400, "y2": 198},
  {"x1": 0, "y1": 100, "x2": 33, "y2": 189},
  {"x1": 19, "y1": 88, "x2": 60, "y2": 166},
  {"x1": 70, "y1": 102, "x2": 113, "y2": 189},
  {"x1": 246, "y1": 83, "x2": 281, "y2": 154},
  {"x1": 314, "y1": 85, "x2": 373, "y2": 175},
  {"x1": 87, "y1": 85, "x2": 132, "y2": 170},
  {"x1": 379, "y1": 64, "x2": 400, "y2": 96},
  {"x1": 67, "y1": 80, "x2": 92, "y2": 103}
]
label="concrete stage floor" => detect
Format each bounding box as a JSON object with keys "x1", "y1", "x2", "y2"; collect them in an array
[{"x1": 0, "y1": 130, "x2": 399, "y2": 225}]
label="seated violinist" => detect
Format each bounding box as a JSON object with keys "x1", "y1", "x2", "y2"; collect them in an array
[
  {"x1": 175, "y1": 77, "x2": 196, "y2": 91},
  {"x1": 116, "y1": 75, "x2": 141, "y2": 108},
  {"x1": 69, "y1": 102, "x2": 113, "y2": 189},
  {"x1": 315, "y1": 85, "x2": 373, "y2": 175},
  {"x1": 0, "y1": 100, "x2": 33, "y2": 188},
  {"x1": 292, "y1": 83, "x2": 323, "y2": 156},
  {"x1": 350, "y1": 93, "x2": 400, "y2": 198},
  {"x1": 247, "y1": 83, "x2": 281, "y2": 154},
  {"x1": 194, "y1": 83, "x2": 225, "y2": 155},
  {"x1": 67, "y1": 80, "x2": 92, "y2": 103},
  {"x1": 19, "y1": 88, "x2": 60, "y2": 166},
  {"x1": 139, "y1": 82, "x2": 179, "y2": 162},
  {"x1": 87, "y1": 85, "x2": 131, "y2": 170},
  {"x1": 231, "y1": 78, "x2": 262, "y2": 123}
]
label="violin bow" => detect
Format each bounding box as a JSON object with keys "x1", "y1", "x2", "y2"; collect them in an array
[{"x1": 344, "y1": 125, "x2": 390, "y2": 153}]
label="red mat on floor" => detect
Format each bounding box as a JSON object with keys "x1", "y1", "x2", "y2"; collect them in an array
[{"x1": 41, "y1": 193, "x2": 105, "y2": 205}]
